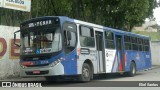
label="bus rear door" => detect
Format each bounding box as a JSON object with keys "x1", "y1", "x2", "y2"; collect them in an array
[
  {"x1": 95, "y1": 31, "x2": 105, "y2": 73},
  {"x1": 115, "y1": 35, "x2": 125, "y2": 72}
]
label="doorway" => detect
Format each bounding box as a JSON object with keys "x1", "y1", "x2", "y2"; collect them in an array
[
  {"x1": 95, "y1": 31, "x2": 105, "y2": 72},
  {"x1": 115, "y1": 35, "x2": 125, "y2": 71}
]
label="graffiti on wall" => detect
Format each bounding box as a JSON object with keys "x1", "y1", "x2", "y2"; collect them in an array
[{"x1": 0, "y1": 37, "x2": 20, "y2": 59}]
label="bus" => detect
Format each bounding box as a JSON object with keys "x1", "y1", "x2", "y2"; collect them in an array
[{"x1": 14, "y1": 16, "x2": 152, "y2": 82}]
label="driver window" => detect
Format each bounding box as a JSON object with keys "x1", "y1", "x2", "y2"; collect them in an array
[{"x1": 63, "y1": 22, "x2": 77, "y2": 54}]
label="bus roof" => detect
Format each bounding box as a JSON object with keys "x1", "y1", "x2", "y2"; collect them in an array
[
  {"x1": 72, "y1": 17, "x2": 150, "y2": 39},
  {"x1": 23, "y1": 16, "x2": 150, "y2": 39}
]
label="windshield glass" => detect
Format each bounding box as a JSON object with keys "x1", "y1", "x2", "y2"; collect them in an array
[{"x1": 21, "y1": 27, "x2": 62, "y2": 55}]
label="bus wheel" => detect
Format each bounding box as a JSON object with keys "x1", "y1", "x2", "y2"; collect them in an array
[
  {"x1": 79, "y1": 63, "x2": 91, "y2": 82},
  {"x1": 127, "y1": 62, "x2": 136, "y2": 77}
]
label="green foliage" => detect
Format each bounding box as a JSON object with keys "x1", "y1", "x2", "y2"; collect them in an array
[
  {"x1": 133, "y1": 30, "x2": 160, "y2": 41},
  {"x1": 0, "y1": 8, "x2": 29, "y2": 26},
  {"x1": 0, "y1": 0, "x2": 158, "y2": 31}
]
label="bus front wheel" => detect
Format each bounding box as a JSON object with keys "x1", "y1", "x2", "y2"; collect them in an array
[{"x1": 78, "y1": 63, "x2": 91, "y2": 82}]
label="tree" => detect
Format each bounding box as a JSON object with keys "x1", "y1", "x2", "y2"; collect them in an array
[{"x1": 0, "y1": 0, "x2": 158, "y2": 31}]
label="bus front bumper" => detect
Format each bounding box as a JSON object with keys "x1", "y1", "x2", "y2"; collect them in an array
[{"x1": 20, "y1": 63, "x2": 64, "y2": 77}]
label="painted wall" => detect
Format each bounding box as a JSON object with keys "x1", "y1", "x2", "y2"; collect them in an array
[
  {"x1": 0, "y1": 25, "x2": 20, "y2": 79},
  {"x1": 151, "y1": 41, "x2": 160, "y2": 65}
]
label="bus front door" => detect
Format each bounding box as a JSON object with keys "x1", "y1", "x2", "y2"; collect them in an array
[
  {"x1": 95, "y1": 31, "x2": 105, "y2": 72},
  {"x1": 115, "y1": 35, "x2": 125, "y2": 72}
]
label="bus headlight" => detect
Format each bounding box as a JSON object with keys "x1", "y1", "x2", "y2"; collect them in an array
[
  {"x1": 20, "y1": 64, "x2": 27, "y2": 69},
  {"x1": 20, "y1": 61, "x2": 35, "y2": 69},
  {"x1": 49, "y1": 59, "x2": 62, "y2": 67}
]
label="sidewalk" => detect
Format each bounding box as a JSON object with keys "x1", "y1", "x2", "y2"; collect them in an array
[{"x1": 0, "y1": 76, "x2": 46, "y2": 81}]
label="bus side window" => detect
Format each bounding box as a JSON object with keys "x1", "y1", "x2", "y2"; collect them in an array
[
  {"x1": 124, "y1": 35, "x2": 131, "y2": 50},
  {"x1": 105, "y1": 31, "x2": 115, "y2": 49},
  {"x1": 79, "y1": 26, "x2": 95, "y2": 47},
  {"x1": 64, "y1": 30, "x2": 76, "y2": 53},
  {"x1": 63, "y1": 22, "x2": 77, "y2": 54},
  {"x1": 64, "y1": 30, "x2": 68, "y2": 46}
]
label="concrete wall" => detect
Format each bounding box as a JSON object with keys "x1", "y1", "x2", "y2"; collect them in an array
[
  {"x1": 151, "y1": 41, "x2": 160, "y2": 65},
  {"x1": 0, "y1": 25, "x2": 20, "y2": 79}
]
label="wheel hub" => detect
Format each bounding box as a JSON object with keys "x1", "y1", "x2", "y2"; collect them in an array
[
  {"x1": 83, "y1": 68, "x2": 89, "y2": 78},
  {"x1": 132, "y1": 66, "x2": 136, "y2": 74}
]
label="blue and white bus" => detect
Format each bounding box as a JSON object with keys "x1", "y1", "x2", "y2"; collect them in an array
[{"x1": 14, "y1": 16, "x2": 152, "y2": 82}]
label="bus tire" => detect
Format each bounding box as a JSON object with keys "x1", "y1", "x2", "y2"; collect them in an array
[
  {"x1": 127, "y1": 62, "x2": 136, "y2": 77},
  {"x1": 78, "y1": 63, "x2": 91, "y2": 82}
]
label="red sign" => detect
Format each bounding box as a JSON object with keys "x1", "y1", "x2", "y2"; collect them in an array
[{"x1": 0, "y1": 37, "x2": 20, "y2": 59}]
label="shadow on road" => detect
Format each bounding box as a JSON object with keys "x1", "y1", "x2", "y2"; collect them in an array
[{"x1": 41, "y1": 73, "x2": 145, "y2": 87}]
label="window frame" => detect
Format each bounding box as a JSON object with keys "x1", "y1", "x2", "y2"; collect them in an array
[
  {"x1": 79, "y1": 25, "x2": 95, "y2": 47},
  {"x1": 143, "y1": 39, "x2": 150, "y2": 51},
  {"x1": 105, "y1": 31, "x2": 115, "y2": 49},
  {"x1": 124, "y1": 35, "x2": 132, "y2": 50},
  {"x1": 62, "y1": 22, "x2": 77, "y2": 54}
]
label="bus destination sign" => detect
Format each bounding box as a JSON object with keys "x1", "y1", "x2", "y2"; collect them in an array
[
  {"x1": 21, "y1": 18, "x2": 60, "y2": 30},
  {"x1": 28, "y1": 20, "x2": 52, "y2": 28}
]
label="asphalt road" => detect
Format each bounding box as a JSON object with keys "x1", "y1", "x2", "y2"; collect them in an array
[
  {"x1": 43, "y1": 66, "x2": 160, "y2": 87},
  {"x1": 1, "y1": 66, "x2": 160, "y2": 87}
]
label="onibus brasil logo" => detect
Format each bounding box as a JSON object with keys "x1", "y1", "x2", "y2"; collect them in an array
[{"x1": 1, "y1": 82, "x2": 42, "y2": 88}]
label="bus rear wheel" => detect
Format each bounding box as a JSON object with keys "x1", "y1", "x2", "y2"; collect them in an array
[
  {"x1": 127, "y1": 62, "x2": 136, "y2": 77},
  {"x1": 78, "y1": 63, "x2": 91, "y2": 82}
]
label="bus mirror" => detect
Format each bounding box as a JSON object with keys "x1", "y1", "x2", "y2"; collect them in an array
[
  {"x1": 67, "y1": 31, "x2": 71, "y2": 40},
  {"x1": 14, "y1": 30, "x2": 21, "y2": 47}
]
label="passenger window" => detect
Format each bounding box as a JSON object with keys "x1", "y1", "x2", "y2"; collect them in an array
[
  {"x1": 105, "y1": 31, "x2": 115, "y2": 49},
  {"x1": 143, "y1": 39, "x2": 150, "y2": 51},
  {"x1": 79, "y1": 26, "x2": 95, "y2": 47},
  {"x1": 124, "y1": 36, "x2": 132, "y2": 50}
]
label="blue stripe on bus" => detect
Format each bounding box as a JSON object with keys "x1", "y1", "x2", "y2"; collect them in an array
[
  {"x1": 61, "y1": 49, "x2": 77, "y2": 75},
  {"x1": 20, "y1": 50, "x2": 78, "y2": 75},
  {"x1": 124, "y1": 51, "x2": 151, "y2": 72},
  {"x1": 20, "y1": 53, "x2": 64, "y2": 65}
]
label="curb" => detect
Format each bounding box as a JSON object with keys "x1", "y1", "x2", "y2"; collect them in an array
[
  {"x1": 143, "y1": 65, "x2": 160, "y2": 71},
  {"x1": 151, "y1": 65, "x2": 160, "y2": 69}
]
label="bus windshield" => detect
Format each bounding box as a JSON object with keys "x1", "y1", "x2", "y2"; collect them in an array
[{"x1": 21, "y1": 27, "x2": 62, "y2": 55}]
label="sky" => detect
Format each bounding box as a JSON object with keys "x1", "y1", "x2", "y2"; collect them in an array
[
  {"x1": 154, "y1": 7, "x2": 160, "y2": 25},
  {"x1": 153, "y1": 0, "x2": 160, "y2": 25}
]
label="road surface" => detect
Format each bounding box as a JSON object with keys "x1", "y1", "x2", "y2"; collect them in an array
[{"x1": 1, "y1": 66, "x2": 160, "y2": 87}]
